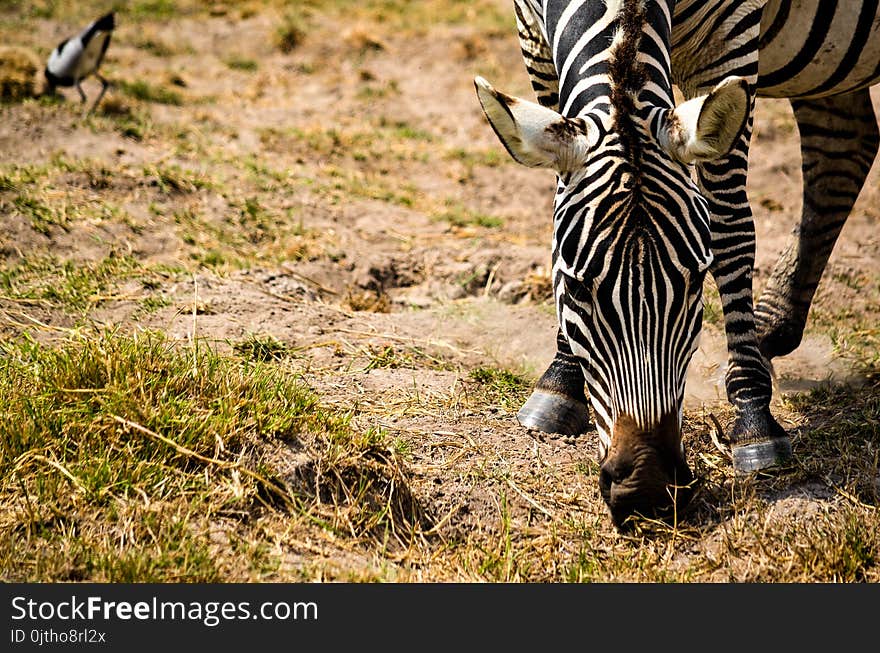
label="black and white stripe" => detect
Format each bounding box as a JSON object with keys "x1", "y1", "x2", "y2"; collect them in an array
[
  {"x1": 478, "y1": 0, "x2": 880, "y2": 521},
  {"x1": 757, "y1": 0, "x2": 880, "y2": 98},
  {"x1": 510, "y1": 0, "x2": 717, "y2": 454}
]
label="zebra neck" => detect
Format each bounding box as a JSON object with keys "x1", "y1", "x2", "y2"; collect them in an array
[{"x1": 545, "y1": 0, "x2": 676, "y2": 120}]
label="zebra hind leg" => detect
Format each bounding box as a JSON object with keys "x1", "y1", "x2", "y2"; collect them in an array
[
  {"x1": 517, "y1": 328, "x2": 591, "y2": 436},
  {"x1": 755, "y1": 89, "x2": 880, "y2": 360}
]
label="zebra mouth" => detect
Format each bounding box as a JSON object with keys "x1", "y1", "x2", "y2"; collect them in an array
[
  {"x1": 600, "y1": 463, "x2": 695, "y2": 529},
  {"x1": 599, "y1": 413, "x2": 694, "y2": 527}
]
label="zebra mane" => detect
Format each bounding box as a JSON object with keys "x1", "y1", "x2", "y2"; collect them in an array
[{"x1": 607, "y1": 0, "x2": 648, "y2": 171}]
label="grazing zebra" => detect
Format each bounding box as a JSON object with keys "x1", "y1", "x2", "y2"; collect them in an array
[
  {"x1": 45, "y1": 11, "x2": 115, "y2": 115},
  {"x1": 475, "y1": 0, "x2": 880, "y2": 527}
]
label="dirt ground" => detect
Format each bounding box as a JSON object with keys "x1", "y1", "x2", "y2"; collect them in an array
[{"x1": 1, "y1": 1, "x2": 878, "y2": 581}]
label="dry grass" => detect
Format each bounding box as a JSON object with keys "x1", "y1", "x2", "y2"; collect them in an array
[
  {"x1": 0, "y1": 329, "x2": 435, "y2": 581},
  {"x1": 274, "y1": 11, "x2": 307, "y2": 53},
  {"x1": 0, "y1": 46, "x2": 41, "y2": 101},
  {"x1": 0, "y1": 0, "x2": 877, "y2": 583}
]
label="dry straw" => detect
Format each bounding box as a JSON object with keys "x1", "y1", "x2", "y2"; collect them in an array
[{"x1": 0, "y1": 46, "x2": 42, "y2": 102}]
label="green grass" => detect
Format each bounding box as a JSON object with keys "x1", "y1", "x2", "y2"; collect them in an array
[
  {"x1": 0, "y1": 0, "x2": 512, "y2": 35},
  {"x1": 380, "y1": 119, "x2": 435, "y2": 142},
  {"x1": 0, "y1": 330, "x2": 428, "y2": 581},
  {"x1": 10, "y1": 0, "x2": 196, "y2": 22},
  {"x1": 0, "y1": 330, "x2": 323, "y2": 580},
  {"x1": 106, "y1": 106, "x2": 154, "y2": 141},
  {"x1": 138, "y1": 292, "x2": 172, "y2": 313},
  {"x1": 356, "y1": 80, "x2": 401, "y2": 100},
  {"x1": 12, "y1": 194, "x2": 68, "y2": 234},
  {"x1": 225, "y1": 57, "x2": 259, "y2": 72},
  {"x1": 0, "y1": 255, "x2": 143, "y2": 310},
  {"x1": 322, "y1": 165, "x2": 418, "y2": 207},
  {"x1": 701, "y1": 278, "x2": 724, "y2": 327},
  {"x1": 0, "y1": 158, "x2": 133, "y2": 234},
  {"x1": 361, "y1": 343, "x2": 453, "y2": 371},
  {"x1": 275, "y1": 12, "x2": 307, "y2": 53},
  {"x1": 0, "y1": 160, "x2": 59, "y2": 192},
  {"x1": 233, "y1": 333, "x2": 289, "y2": 362},
  {"x1": 128, "y1": 0, "x2": 179, "y2": 20},
  {"x1": 435, "y1": 200, "x2": 503, "y2": 228},
  {"x1": 117, "y1": 80, "x2": 184, "y2": 106},
  {"x1": 468, "y1": 366, "x2": 531, "y2": 409},
  {"x1": 143, "y1": 163, "x2": 213, "y2": 194},
  {"x1": 445, "y1": 147, "x2": 506, "y2": 168},
  {"x1": 167, "y1": 198, "x2": 326, "y2": 270},
  {"x1": 259, "y1": 124, "x2": 399, "y2": 161},
  {"x1": 780, "y1": 376, "x2": 880, "y2": 502},
  {"x1": 131, "y1": 33, "x2": 190, "y2": 57}
]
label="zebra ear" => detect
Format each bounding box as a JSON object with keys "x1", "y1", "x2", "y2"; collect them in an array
[
  {"x1": 661, "y1": 76, "x2": 750, "y2": 164},
  {"x1": 474, "y1": 76, "x2": 595, "y2": 172}
]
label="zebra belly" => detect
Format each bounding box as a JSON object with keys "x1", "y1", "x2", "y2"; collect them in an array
[{"x1": 756, "y1": 0, "x2": 880, "y2": 99}]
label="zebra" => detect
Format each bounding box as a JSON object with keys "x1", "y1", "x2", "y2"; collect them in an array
[{"x1": 474, "y1": 0, "x2": 880, "y2": 527}]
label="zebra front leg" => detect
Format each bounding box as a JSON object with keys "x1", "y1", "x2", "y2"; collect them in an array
[
  {"x1": 517, "y1": 328, "x2": 591, "y2": 436},
  {"x1": 698, "y1": 129, "x2": 791, "y2": 473},
  {"x1": 756, "y1": 90, "x2": 880, "y2": 360}
]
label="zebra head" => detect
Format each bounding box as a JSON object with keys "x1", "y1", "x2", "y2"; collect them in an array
[{"x1": 475, "y1": 74, "x2": 749, "y2": 526}]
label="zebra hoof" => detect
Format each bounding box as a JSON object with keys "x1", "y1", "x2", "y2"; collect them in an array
[
  {"x1": 516, "y1": 390, "x2": 590, "y2": 436},
  {"x1": 732, "y1": 437, "x2": 793, "y2": 474}
]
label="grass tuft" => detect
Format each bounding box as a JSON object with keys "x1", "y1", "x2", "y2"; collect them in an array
[
  {"x1": 275, "y1": 13, "x2": 307, "y2": 53},
  {"x1": 144, "y1": 163, "x2": 212, "y2": 194},
  {"x1": 0, "y1": 331, "x2": 432, "y2": 580},
  {"x1": 225, "y1": 57, "x2": 259, "y2": 72},
  {"x1": 0, "y1": 255, "x2": 143, "y2": 310},
  {"x1": 233, "y1": 333, "x2": 289, "y2": 362},
  {"x1": 0, "y1": 46, "x2": 41, "y2": 102},
  {"x1": 117, "y1": 79, "x2": 184, "y2": 106},
  {"x1": 468, "y1": 366, "x2": 531, "y2": 409}
]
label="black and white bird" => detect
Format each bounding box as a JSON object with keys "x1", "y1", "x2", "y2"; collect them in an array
[{"x1": 45, "y1": 11, "x2": 115, "y2": 114}]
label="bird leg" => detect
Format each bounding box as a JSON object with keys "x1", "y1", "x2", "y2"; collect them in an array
[
  {"x1": 86, "y1": 75, "x2": 110, "y2": 116},
  {"x1": 75, "y1": 80, "x2": 88, "y2": 104}
]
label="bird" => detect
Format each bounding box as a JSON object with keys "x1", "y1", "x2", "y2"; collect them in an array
[{"x1": 44, "y1": 11, "x2": 115, "y2": 115}]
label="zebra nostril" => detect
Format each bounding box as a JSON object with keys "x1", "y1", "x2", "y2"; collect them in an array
[
  {"x1": 599, "y1": 461, "x2": 633, "y2": 502},
  {"x1": 601, "y1": 460, "x2": 632, "y2": 485}
]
